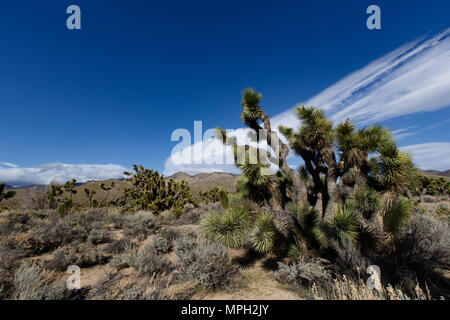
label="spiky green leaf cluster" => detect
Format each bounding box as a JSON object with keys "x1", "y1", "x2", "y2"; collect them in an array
[
  {"x1": 0, "y1": 183, "x2": 16, "y2": 203},
  {"x1": 251, "y1": 212, "x2": 278, "y2": 253},
  {"x1": 201, "y1": 207, "x2": 251, "y2": 248},
  {"x1": 383, "y1": 197, "x2": 412, "y2": 234},
  {"x1": 324, "y1": 204, "x2": 359, "y2": 244},
  {"x1": 124, "y1": 164, "x2": 193, "y2": 214}
]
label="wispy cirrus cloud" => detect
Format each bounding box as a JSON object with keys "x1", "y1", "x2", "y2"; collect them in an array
[
  {"x1": 400, "y1": 143, "x2": 450, "y2": 171},
  {"x1": 272, "y1": 28, "x2": 450, "y2": 129},
  {"x1": 0, "y1": 163, "x2": 128, "y2": 187},
  {"x1": 165, "y1": 29, "x2": 450, "y2": 174}
]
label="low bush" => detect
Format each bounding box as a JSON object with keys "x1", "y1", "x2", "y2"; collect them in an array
[
  {"x1": 46, "y1": 245, "x2": 108, "y2": 271},
  {"x1": 123, "y1": 211, "x2": 156, "y2": 240},
  {"x1": 174, "y1": 230, "x2": 237, "y2": 290},
  {"x1": 87, "y1": 228, "x2": 111, "y2": 244},
  {"x1": 13, "y1": 261, "x2": 76, "y2": 300},
  {"x1": 112, "y1": 244, "x2": 173, "y2": 276},
  {"x1": 274, "y1": 258, "x2": 332, "y2": 292}
]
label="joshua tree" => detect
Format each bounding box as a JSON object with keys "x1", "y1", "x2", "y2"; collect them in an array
[
  {"x1": 46, "y1": 184, "x2": 63, "y2": 209},
  {"x1": 212, "y1": 88, "x2": 416, "y2": 255},
  {"x1": 124, "y1": 164, "x2": 193, "y2": 214},
  {"x1": 63, "y1": 179, "x2": 78, "y2": 199},
  {"x1": 0, "y1": 183, "x2": 16, "y2": 204},
  {"x1": 99, "y1": 182, "x2": 115, "y2": 207},
  {"x1": 84, "y1": 188, "x2": 98, "y2": 208},
  {"x1": 218, "y1": 89, "x2": 414, "y2": 219}
]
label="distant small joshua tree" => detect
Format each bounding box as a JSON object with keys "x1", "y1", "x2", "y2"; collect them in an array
[{"x1": 0, "y1": 183, "x2": 16, "y2": 204}]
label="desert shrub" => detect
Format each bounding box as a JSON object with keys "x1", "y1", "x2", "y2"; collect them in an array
[
  {"x1": 379, "y1": 214, "x2": 450, "y2": 297},
  {"x1": 159, "y1": 227, "x2": 180, "y2": 243},
  {"x1": 423, "y1": 195, "x2": 440, "y2": 203},
  {"x1": 0, "y1": 239, "x2": 25, "y2": 299},
  {"x1": 178, "y1": 202, "x2": 220, "y2": 225},
  {"x1": 324, "y1": 204, "x2": 359, "y2": 244},
  {"x1": 274, "y1": 258, "x2": 332, "y2": 293},
  {"x1": 108, "y1": 254, "x2": 130, "y2": 270},
  {"x1": 13, "y1": 261, "x2": 75, "y2": 300},
  {"x1": 395, "y1": 214, "x2": 449, "y2": 267},
  {"x1": 148, "y1": 236, "x2": 171, "y2": 255},
  {"x1": 117, "y1": 275, "x2": 171, "y2": 300},
  {"x1": 0, "y1": 238, "x2": 27, "y2": 271},
  {"x1": 104, "y1": 210, "x2": 126, "y2": 229},
  {"x1": 104, "y1": 238, "x2": 131, "y2": 255},
  {"x1": 27, "y1": 216, "x2": 88, "y2": 254},
  {"x1": 0, "y1": 212, "x2": 32, "y2": 235},
  {"x1": 435, "y1": 204, "x2": 450, "y2": 220},
  {"x1": 46, "y1": 245, "x2": 108, "y2": 271},
  {"x1": 87, "y1": 228, "x2": 111, "y2": 244},
  {"x1": 118, "y1": 244, "x2": 173, "y2": 276},
  {"x1": 174, "y1": 231, "x2": 237, "y2": 290},
  {"x1": 123, "y1": 211, "x2": 156, "y2": 240},
  {"x1": 383, "y1": 197, "x2": 412, "y2": 234}
]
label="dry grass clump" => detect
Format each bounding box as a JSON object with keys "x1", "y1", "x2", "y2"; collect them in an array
[
  {"x1": 13, "y1": 261, "x2": 79, "y2": 300},
  {"x1": 310, "y1": 276, "x2": 430, "y2": 300}
]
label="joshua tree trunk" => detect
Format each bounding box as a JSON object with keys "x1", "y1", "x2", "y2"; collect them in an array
[{"x1": 260, "y1": 110, "x2": 307, "y2": 205}]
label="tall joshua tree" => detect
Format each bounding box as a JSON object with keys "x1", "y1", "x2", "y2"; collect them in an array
[
  {"x1": 0, "y1": 183, "x2": 16, "y2": 204},
  {"x1": 217, "y1": 88, "x2": 415, "y2": 225}
]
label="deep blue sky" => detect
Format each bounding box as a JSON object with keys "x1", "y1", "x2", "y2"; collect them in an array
[{"x1": 1, "y1": 0, "x2": 450, "y2": 173}]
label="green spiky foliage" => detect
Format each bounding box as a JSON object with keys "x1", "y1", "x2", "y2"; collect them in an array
[
  {"x1": 289, "y1": 202, "x2": 324, "y2": 249},
  {"x1": 84, "y1": 188, "x2": 97, "y2": 208},
  {"x1": 215, "y1": 88, "x2": 289, "y2": 210},
  {"x1": 324, "y1": 204, "x2": 359, "y2": 244},
  {"x1": 383, "y1": 197, "x2": 412, "y2": 234},
  {"x1": 350, "y1": 185, "x2": 381, "y2": 220},
  {"x1": 46, "y1": 184, "x2": 63, "y2": 209},
  {"x1": 98, "y1": 181, "x2": 115, "y2": 207},
  {"x1": 201, "y1": 206, "x2": 252, "y2": 248},
  {"x1": 370, "y1": 140, "x2": 415, "y2": 194},
  {"x1": 124, "y1": 164, "x2": 193, "y2": 214},
  {"x1": 0, "y1": 183, "x2": 16, "y2": 204},
  {"x1": 217, "y1": 88, "x2": 418, "y2": 258},
  {"x1": 251, "y1": 212, "x2": 278, "y2": 253},
  {"x1": 218, "y1": 187, "x2": 229, "y2": 209},
  {"x1": 63, "y1": 179, "x2": 77, "y2": 199},
  {"x1": 199, "y1": 187, "x2": 220, "y2": 204},
  {"x1": 407, "y1": 174, "x2": 450, "y2": 197},
  {"x1": 58, "y1": 197, "x2": 73, "y2": 216}
]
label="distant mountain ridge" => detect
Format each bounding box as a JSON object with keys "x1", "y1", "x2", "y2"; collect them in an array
[{"x1": 422, "y1": 170, "x2": 450, "y2": 178}]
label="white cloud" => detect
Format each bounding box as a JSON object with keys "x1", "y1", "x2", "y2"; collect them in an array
[
  {"x1": 400, "y1": 143, "x2": 450, "y2": 171},
  {"x1": 273, "y1": 29, "x2": 450, "y2": 127},
  {"x1": 0, "y1": 162, "x2": 19, "y2": 168},
  {"x1": 164, "y1": 30, "x2": 450, "y2": 174},
  {"x1": 0, "y1": 163, "x2": 129, "y2": 187}
]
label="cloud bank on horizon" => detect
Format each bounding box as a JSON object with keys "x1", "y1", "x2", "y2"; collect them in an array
[
  {"x1": 0, "y1": 163, "x2": 128, "y2": 187},
  {"x1": 165, "y1": 29, "x2": 450, "y2": 176}
]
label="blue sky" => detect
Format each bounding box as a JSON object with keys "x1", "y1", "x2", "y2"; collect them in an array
[{"x1": 1, "y1": 0, "x2": 449, "y2": 186}]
